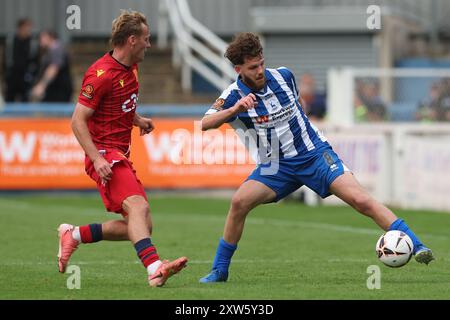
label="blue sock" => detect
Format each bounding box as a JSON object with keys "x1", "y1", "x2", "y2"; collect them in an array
[
  {"x1": 389, "y1": 218, "x2": 423, "y2": 253},
  {"x1": 211, "y1": 238, "x2": 237, "y2": 273}
]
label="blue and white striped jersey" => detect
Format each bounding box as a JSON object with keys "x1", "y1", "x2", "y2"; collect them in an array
[{"x1": 205, "y1": 67, "x2": 329, "y2": 163}]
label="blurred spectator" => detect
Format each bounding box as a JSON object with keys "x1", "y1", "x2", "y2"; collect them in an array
[
  {"x1": 299, "y1": 73, "x2": 326, "y2": 121},
  {"x1": 3, "y1": 18, "x2": 38, "y2": 102},
  {"x1": 436, "y1": 79, "x2": 450, "y2": 121},
  {"x1": 354, "y1": 79, "x2": 387, "y2": 122},
  {"x1": 438, "y1": 97, "x2": 450, "y2": 121},
  {"x1": 416, "y1": 82, "x2": 441, "y2": 122},
  {"x1": 417, "y1": 79, "x2": 450, "y2": 122},
  {"x1": 31, "y1": 30, "x2": 73, "y2": 102}
]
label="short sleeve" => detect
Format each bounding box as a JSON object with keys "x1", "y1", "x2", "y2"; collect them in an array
[
  {"x1": 204, "y1": 91, "x2": 240, "y2": 123},
  {"x1": 277, "y1": 67, "x2": 299, "y2": 99},
  {"x1": 78, "y1": 69, "x2": 110, "y2": 110}
]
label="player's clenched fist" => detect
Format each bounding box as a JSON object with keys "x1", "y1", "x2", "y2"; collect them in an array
[{"x1": 233, "y1": 93, "x2": 258, "y2": 113}]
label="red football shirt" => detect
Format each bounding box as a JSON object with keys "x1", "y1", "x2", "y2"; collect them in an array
[{"x1": 78, "y1": 52, "x2": 139, "y2": 154}]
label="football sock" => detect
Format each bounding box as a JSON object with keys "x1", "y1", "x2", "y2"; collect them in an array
[
  {"x1": 389, "y1": 218, "x2": 423, "y2": 253},
  {"x1": 72, "y1": 227, "x2": 81, "y2": 242},
  {"x1": 147, "y1": 260, "x2": 163, "y2": 275},
  {"x1": 78, "y1": 224, "x2": 103, "y2": 243},
  {"x1": 212, "y1": 238, "x2": 237, "y2": 273},
  {"x1": 134, "y1": 238, "x2": 160, "y2": 270}
]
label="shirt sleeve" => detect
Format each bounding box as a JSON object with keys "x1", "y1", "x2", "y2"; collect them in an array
[
  {"x1": 277, "y1": 67, "x2": 299, "y2": 99},
  {"x1": 204, "y1": 91, "x2": 240, "y2": 123},
  {"x1": 78, "y1": 68, "x2": 110, "y2": 110}
]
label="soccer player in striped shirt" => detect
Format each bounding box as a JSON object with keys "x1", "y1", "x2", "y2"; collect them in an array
[
  {"x1": 199, "y1": 33, "x2": 434, "y2": 283},
  {"x1": 57, "y1": 10, "x2": 187, "y2": 287}
]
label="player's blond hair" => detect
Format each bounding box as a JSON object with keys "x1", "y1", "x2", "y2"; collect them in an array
[{"x1": 110, "y1": 10, "x2": 148, "y2": 47}]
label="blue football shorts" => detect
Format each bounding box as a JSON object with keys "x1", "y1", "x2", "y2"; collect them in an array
[{"x1": 246, "y1": 145, "x2": 350, "y2": 202}]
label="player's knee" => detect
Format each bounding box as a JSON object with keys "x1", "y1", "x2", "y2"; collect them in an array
[
  {"x1": 230, "y1": 195, "x2": 251, "y2": 217},
  {"x1": 125, "y1": 195, "x2": 149, "y2": 217},
  {"x1": 139, "y1": 201, "x2": 150, "y2": 216},
  {"x1": 133, "y1": 202, "x2": 149, "y2": 217}
]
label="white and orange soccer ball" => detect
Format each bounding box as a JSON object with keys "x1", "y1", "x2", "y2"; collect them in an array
[{"x1": 376, "y1": 230, "x2": 414, "y2": 268}]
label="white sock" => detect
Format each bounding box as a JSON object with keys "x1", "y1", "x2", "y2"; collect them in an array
[
  {"x1": 147, "y1": 260, "x2": 162, "y2": 275},
  {"x1": 72, "y1": 227, "x2": 81, "y2": 242}
]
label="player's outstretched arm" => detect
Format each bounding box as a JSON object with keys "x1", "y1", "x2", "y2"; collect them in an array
[
  {"x1": 201, "y1": 108, "x2": 239, "y2": 131},
  {"x1": 201, "y1": 94, "x2": 257, "y2": 131}
]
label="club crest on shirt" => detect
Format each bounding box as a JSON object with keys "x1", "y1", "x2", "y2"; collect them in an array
[
  {"x1": 212, "y1": 98, "x2": 225, "y2": 111},
  {"x1": 81, "y1": 84, "x2": 94, "y2": 99}
]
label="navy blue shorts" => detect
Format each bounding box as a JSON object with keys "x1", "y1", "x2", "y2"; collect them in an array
[{"x1": 247, "y1": 146, "x2": 347, "y2": 202}]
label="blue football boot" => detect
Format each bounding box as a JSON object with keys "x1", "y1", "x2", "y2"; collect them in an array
[
  {"x1": 199, "y1": 269, "x2": 228, "y2": 283},
  {"x1": 414, "y1": 245, "x2": 435, "y2": 265}
]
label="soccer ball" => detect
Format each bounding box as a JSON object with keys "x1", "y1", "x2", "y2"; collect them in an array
[{"x1": 376, "y1": 230, "x2": 413, "y2": 268}]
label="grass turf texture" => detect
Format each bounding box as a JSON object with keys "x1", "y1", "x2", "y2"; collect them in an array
[{"x1": 0, "y1": 194, "x2": 449, "y2": 299}]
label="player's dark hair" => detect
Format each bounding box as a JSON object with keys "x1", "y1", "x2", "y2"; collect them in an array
[
  {"x1": 110, "y1": 10, "x2": 148, "y2": 47},
  {"x1": 225, "y1": 32, "x2": 263, "y2": 66}
]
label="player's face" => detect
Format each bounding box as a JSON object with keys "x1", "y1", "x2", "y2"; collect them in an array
[
  {"x1": 39, "y1": 32, "x2": 51, "y2": 49},
  {"x1": 132, "y1": 24, "x2": 151, "y2": 63},
  {"x1": 237, "y1": 55, "x2": 266, "y2": 90}
]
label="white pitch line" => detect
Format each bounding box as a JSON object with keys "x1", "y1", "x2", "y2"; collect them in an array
[
  {"x1": 1, "y1": 198, "x2": 448, "y2": 240},
  {"x1": 158, "y1": 213, "x2": 450, "y2": 241},
  {"x1": 0, "y1": 259, "x2": 269, "y2": 266},
  {"x1": 3, "y1": 257, "x2": 450, "y2": 267},
  {"x1": 0, "y1": 258, "x2": 378, "y2": 267}
]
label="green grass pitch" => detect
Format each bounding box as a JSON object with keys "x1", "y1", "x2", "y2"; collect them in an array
[{"x1": 1, "y1": 194, "x2": 449, "y2": 299}]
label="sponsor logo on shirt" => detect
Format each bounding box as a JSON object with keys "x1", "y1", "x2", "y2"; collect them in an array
[
  {"x1": 256, "y1": 115, "x2": 269, "y2": 124},
  {"x1": 253, "y1": 103, "x2": 295, "y2": 127},
  {"x1": 323, "y1": 151, "x2": 337, "y2": 170},
  {"x1": 96, "y1": 69, "x2": 105, "y2": 77},
  {"x1": 122, "y1": 93, "x2": 138, "y2": 113}
]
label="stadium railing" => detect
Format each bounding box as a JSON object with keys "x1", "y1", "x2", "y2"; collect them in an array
[
  {"x1": 328, "y1": 67, "x2": 450, "y2": 124},
  {"x1": 158, "y1": 0, "x2": 235, "y2": 92}
]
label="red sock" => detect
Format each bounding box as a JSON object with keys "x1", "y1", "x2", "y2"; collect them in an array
[
  {"x1": 134, "y1": 238, "x2": 160, "y2": 268},
  {"x1": 79, "y1": 224, "x2": 103, "y2": 243}
]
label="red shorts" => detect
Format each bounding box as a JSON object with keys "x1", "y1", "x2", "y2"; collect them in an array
[{"x1": 85, "y1": 149, "x2": 148, "y2": 216}]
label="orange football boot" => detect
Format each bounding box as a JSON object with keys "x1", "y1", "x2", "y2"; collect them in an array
[
  {"x1": 57, "y1": 224, "x2": 79, "y2": 273},
  {"x1": 148, "y1": 257, "x2": 188, "y2": 287}
]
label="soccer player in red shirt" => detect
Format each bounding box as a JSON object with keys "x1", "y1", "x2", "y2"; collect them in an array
[{"x1": 57, "y1": 10, "x2": 187, "y2": 287}]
